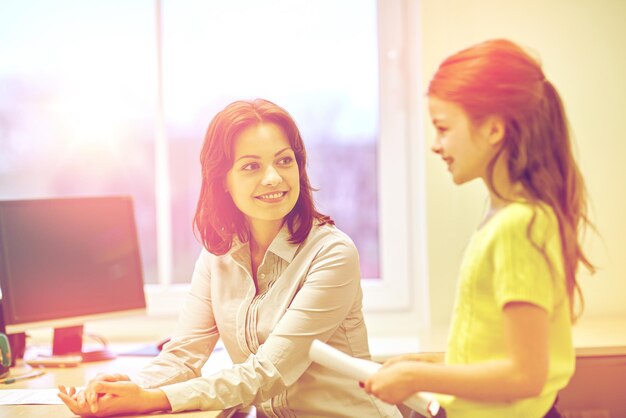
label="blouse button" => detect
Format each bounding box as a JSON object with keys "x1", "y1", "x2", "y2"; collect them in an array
[{"x1": 259, "y1": 273, "x2": 266, "y2": 279}]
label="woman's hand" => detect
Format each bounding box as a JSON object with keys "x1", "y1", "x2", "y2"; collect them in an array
[
  {"x1": 80, "y1": 373, "x2": 130, "y2": 412},
  {"x1": 58, "y1": 381, "x2": 171, "y2": 417},
  {"x1": 361, "y1": 353, "x2": 441, "y2": 405},
  {"x1": 363, "y1": 361, "x2": 421, "y2": 405}
]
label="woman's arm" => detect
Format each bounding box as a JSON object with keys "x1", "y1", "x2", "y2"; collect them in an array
[
  {"x1": 77, "y1": 251, "x2": 219, "y2": 415},
  {"x1": 75, "y1": 236, "x2": 364, "y2": 414},
  {"x1": 58, "y1": 382, "x2": 170, "y2": 417},
  {"x1": 133, "y1": 251, "x2": 220, "y2": 387},
  {"x1": 364, "y1": 301, "x2": 549, "y2": 404},
  {"x1": 157, "y1": 237, "x2": 364, "y2": 412}
]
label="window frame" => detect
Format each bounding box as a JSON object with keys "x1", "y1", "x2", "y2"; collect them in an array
[{"x1": 147, "y1": 0, "x2": 429, "y2": 332}]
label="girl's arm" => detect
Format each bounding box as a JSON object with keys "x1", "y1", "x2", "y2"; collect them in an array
[
  {"x1": 383, "y1": 352, "x2": 445, "y2": 366},
  {"x1": 364, "y1": 301, "x2": 549, "y2": 404}
]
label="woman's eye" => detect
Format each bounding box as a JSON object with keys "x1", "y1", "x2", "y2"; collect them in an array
[
  {"x1": 436, "y1": 126, "x2": 447, "y2": 134},
  {"x1": 278, "y1": 156, "x2": 294, "y2": 165},
  {"x1": 241, "y1": 162, "x2": 259, "y2": 171}
]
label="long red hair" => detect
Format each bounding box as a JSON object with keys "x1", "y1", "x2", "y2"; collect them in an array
[
  {"x1": 428, "y1": 39, "x2": 594, "y2": 319},
  {"x1": 194, "y1": 99, "x2": 333, "y2": 255}
]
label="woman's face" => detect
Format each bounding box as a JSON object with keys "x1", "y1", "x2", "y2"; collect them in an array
[
  {"x1": 226, "y1": 122, "x2": 300, "y2": 230},
  {"x1": 428, "y1": 97, "x2": 500, "y2": 185}
]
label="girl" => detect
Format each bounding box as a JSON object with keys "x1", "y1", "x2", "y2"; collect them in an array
[
  {"x1": 58, "y1": 99, "x2": 402, "y2": 418},
  {"x1": 364, "y1": 39, "x2": 594, "y2": 418}
]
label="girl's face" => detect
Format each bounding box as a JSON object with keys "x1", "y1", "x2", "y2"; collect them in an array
[
  {"x1": 226, "y1": 122, "x2": 300, "y2": 230},
  {"x1": 428, "y1": 97, "x2": 502, "y2": 185}
]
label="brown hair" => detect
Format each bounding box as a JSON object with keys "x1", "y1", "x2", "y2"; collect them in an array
[
  {"x1": 193, "y1": 99, "x2": 333, "y2": 255},
  {"x1": 428, "y1": 39, "x2": 595, "y2": 319}
]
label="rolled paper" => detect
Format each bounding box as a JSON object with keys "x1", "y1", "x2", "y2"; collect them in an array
[{"x1": 308, "y1": 339, "x2": 445, "y2": 417}]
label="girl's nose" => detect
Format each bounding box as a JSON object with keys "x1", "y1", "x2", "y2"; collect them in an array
[
  {"x1": 431, "y1": 142, "x2": 443, "y2": 154},
  {"x1": 262, "y1": 165, "x2": 282, "y2": 186}
]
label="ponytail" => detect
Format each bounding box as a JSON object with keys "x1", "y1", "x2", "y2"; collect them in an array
[{"x1": 537, "y1": 80, "x2": 595, "y2": 319}]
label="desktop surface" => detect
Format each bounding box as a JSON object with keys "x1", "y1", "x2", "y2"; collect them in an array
[{"x1": 0, "y1": 356, "x2": 231, "y2": 418}]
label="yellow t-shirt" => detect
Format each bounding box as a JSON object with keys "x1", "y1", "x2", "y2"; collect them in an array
[{"x1": 438, "y1": 202, "x2": 575, "y2": 418}]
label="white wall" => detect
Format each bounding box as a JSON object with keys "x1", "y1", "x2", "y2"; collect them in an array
[{"x1": 418, "y1": 0, "x2": 626, "y2": 327}]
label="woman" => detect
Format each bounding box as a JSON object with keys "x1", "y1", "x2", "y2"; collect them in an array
[{"x1": 59, "y1": 99, "x2": 401, "y2": 418}]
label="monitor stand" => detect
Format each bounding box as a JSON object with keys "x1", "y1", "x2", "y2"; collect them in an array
[{"x1": 53, "y1": 325, "x2": 116, "y2": 362}]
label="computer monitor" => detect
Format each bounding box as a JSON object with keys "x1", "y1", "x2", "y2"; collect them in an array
[{"x1": 0, "y1": 196, "x2": 146, "y2": 362}]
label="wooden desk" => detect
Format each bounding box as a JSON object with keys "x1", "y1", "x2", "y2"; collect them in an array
[{"x1": 0, "y1": 356, "x2": 234, "y2": 418}]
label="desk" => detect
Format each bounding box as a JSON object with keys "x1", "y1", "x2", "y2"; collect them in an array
[{"x1": 0, "y1": 356, "x2": 233, "y2": 418}]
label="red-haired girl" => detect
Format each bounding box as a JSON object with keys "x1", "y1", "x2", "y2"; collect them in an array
[{"x1": 364, "y1": 39, "x2": 594, "y2": 418}]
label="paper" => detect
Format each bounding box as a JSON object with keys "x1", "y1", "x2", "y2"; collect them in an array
[
  {"x1": 309, "y1": 339, "x2": 444, "y2": 417},
  {"x1": 0, "y1": 389, "x2": 64, "y2": 405}
]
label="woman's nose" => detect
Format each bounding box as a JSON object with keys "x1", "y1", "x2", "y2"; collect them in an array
[{"x1": 261, "y1": 165, "x2": 282, "y2": 186}]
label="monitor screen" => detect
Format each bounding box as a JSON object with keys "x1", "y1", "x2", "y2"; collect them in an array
[{"x1": 0, "y1": 196, "x2": 146, "y2": 356}]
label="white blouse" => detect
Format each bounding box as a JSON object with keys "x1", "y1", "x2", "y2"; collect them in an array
[{"x1": 133, "y1": 223, "x2": 401, "y2": 418}]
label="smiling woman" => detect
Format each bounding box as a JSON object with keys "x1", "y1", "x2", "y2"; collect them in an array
[
  {"x1": 193, "y1": 100, "x2": 332, "y2": 258},
  {"x1": 226, "y1": 123, "x2": 300, "y2": 235},
  {"x1": 58, "y1": 99, "x2": 403, "y2": 417}
]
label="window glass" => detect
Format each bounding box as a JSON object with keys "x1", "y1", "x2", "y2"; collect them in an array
[
  {"x1": 0, "y1": 0, "x2": 382, "y2": 286},
  {"x1": 0, "y1": 0, "x2": 159, "y2": 282},
  {"x1": 163, "y1": 0, "x2": 380, "y2": 282}
]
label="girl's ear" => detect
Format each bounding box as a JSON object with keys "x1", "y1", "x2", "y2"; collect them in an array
[{"x1": 486, "y1": 116, "x2": 506, "y2": 145}]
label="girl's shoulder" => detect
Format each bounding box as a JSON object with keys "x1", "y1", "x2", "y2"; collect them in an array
[
  {"x1": 488, "y1": 201, "x2": 559, "y2": 238},
  {"x1": 504, "y1": 200, "x2": 557, "y2": 223}
]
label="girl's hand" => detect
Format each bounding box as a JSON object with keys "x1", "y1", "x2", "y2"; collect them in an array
[
  {"x1": 58, "y1": 381, "x2": 170, "y2": 417},
  {"x1": 363, "y1": 361, "x2": 420, "y2": 405}
]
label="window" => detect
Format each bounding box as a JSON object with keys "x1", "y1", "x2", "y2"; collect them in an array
[
  {"x1": 0, "y1": 0, "x2": 159, "y2": 283},
  {"x1": 0, "y1": 0, "x2": 421, "y2": 314},
  {"x1": 161, "y1": 0, "x2": 381, "y2": 284}
]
